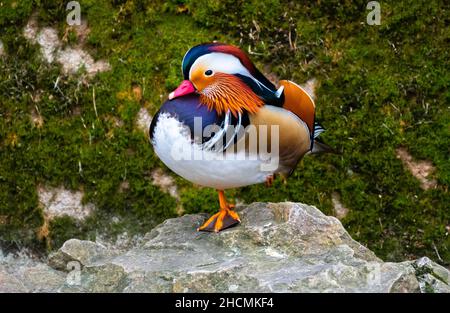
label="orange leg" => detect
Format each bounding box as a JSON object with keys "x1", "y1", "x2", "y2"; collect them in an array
[
  {"x1": 197, "y1": 190, "x2": 241, "y2": 233},
  {"x1": 265, "y1": 174, "x2": 275, "y2": 187}
]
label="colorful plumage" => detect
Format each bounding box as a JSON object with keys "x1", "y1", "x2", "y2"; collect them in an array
[{"x1": 150, "y1": 43, "x2": 332, "y2": 232}]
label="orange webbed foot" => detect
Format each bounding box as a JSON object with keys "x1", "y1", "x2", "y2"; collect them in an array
[
  {"x1": 197, "y1": 190, "x2": 240, "y2": 233},
  {"x1": 197, "y1": 206, "x2": 240, "y2": 232},
  {"x1": 265, "y1": 174, "x2": 276, "y2": 187}
]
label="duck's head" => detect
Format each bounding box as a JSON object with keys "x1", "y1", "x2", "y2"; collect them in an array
[{"x1": 169, "y1": 43, "x2": 282, "y2": 116}]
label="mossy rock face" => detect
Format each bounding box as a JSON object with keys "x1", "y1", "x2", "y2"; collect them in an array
[
  {"x1": 3, "y1": 203, "x2": 450, "y2": 293},
  {"x1": 0, "y1": 0, "x2": 449, "y2": 267}
]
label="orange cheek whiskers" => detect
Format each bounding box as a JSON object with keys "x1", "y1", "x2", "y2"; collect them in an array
[{"x1": 199, "y1": 74, "x2": 263, "y2": 117}]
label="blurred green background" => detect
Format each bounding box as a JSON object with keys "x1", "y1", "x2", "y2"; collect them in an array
[{"x1": 0, "y1": 0, "x2": 448, "y2": 266}]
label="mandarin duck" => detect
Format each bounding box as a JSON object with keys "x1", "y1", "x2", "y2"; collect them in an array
[{"x1": 149, "y1": 43, "x2": 332, "y2": 232}]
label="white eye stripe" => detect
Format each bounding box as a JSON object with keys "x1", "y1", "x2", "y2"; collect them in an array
[
  {"x1": 189, "y1": 52, "x2": 278, "y2": 95},
  {"x1": 189, "y1": 52, "x2": 252, "y2": 79}
]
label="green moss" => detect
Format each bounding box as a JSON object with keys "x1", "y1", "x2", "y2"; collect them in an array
[
  {"x1": 0, "y1": 0, "x2": 448, "y2": 266},
  {"x1": 48, "y1": 216, "x2": 87, "y2": 249},
  {"x1": 0, "y1": 1, "x2": 34, "y2": 31}
]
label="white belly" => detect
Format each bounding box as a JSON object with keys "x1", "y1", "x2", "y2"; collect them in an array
[{"x1": 152, "y1": 114, "x2": 273, "y2": 189}]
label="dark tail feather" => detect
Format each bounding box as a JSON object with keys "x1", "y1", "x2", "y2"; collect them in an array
[
  {"x1": 310, "y1": 122, "x2": 339, "y2": 154},
  {"x1": 311, "y1": 140, "x2": 339, "y2": 154}
]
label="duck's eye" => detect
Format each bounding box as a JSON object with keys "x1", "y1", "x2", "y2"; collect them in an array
[{"x1": 204, "y1": 70, "x2": 213, "y2": 76}]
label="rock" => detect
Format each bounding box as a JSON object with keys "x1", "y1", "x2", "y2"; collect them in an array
[
  {"x1": 56, "y1": 47, "x2": 112, "y2": 76},
  {"x1": 135, "y1": 107, "x2": 153, "y2": 134},
  {"x1": 48, "y1": 239, "x2": 112, "y2": 271},
  {"x1": 23, "y1": 14, "x2": 39, "y2": 43},
  {"x1": 0, "y1": 269, "x2": 28, "y2": 293},
  {"x1": 81, "y1": 263, "x2": 128, "y2": 293},
  {"x1": 0, "y1": 250, "x2": 66, "y2": 293},
  {"x1": 1, "y1": 202, "x2": 449, "y2": 292},
  {"x1": 414, "y1": 257, "x2": 450, "y2": 293},
  {"x1": 37, "y1": 185, "x2": 95, "y2": 221},
  {"x1": 0, "y1": 40, "x2": 5, "y2": 57},
  {"x1": 396, "y1": 148, "x2": 437, "y2": 190},
  {"x1": 23, "y1": 16, "x2": 111, "y2": 77},
  {"x1": 331, "y1": 192, "x2": 349, "y2": 220},
  {"x1": 36, "y1": 27, "x2": 61, "y2": 63}
]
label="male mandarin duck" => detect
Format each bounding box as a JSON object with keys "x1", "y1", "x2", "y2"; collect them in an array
[{"x1": 149, "y1": 43, "x2": 332, "y2": 232}]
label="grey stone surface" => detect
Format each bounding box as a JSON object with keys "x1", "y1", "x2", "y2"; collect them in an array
[
  {"x1": 48, "y1": 238, "x2": 113, "y2": 271},
  {"x1": 1, "y1": 202, "x2": 449, "y2": 292},
  {"x1": 0, "y1": 250, "x2": 66, "y2": 292}
]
